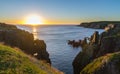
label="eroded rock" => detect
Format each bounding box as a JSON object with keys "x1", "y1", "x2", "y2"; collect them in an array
[{"x1": 73, "y1": 24, "x2": 120, "y2": 74}]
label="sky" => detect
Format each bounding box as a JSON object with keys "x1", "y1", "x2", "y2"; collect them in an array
[{"x1": 0, "y1": 0, "x2": 120, "y2": 25}]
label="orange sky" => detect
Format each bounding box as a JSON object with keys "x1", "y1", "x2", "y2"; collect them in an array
[
  {"x1": 0, "y1": 17, "x2": 81, "y2": 25},
  {"x1": 1, "y1": 0, "x2": 120, "y2": 25}
]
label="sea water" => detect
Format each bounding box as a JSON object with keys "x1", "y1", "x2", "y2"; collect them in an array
[{"x1": 17, "y1": 25, "x2": 104, "y2": 74}]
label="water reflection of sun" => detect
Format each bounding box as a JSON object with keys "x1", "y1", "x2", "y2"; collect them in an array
[{"x1": 33, "y1": 27, "x2": 38, "y2": 40}]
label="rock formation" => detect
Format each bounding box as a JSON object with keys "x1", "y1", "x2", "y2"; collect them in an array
[
  {"x1": 72, "y1": 24, "x2": 120, "y2": 74},
  {"x1": 68, "y1": 38, "x2": 88, "y2": 48},
  {"x1": 0, "y1": 23, "x2": 51, "y2": 64}
]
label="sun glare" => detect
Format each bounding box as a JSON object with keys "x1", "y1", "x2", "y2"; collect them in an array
[{"x1": 25, "y1": 15, "x2": 43, "y2": 25}]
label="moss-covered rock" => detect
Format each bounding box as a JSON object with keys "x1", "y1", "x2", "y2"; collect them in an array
[
  {"x1": 80, "y1": 52, "x2": 120, "y2": 74},
  {"x1": 73, "y1": 52, "x2": 91, "y2": 74},
  {"x1": 72, "y1": 44, "x2": 98, "y2": 74}
]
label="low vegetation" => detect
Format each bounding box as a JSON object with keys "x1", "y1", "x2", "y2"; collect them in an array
[
  {"x1": 0, "y1": 44, "x2": 63, "y2": 74},
  {"x1": 80, "y1": 52, "x2": 120, "y2": 74}
]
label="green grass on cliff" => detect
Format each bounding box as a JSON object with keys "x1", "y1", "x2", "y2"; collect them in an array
[
  {"x1": 80, "y1": 54, "x2": 110, "y2": 74},
  {"x1": 80, "y1": 52, "x2": 120, "y2": 74},
  {"x1": 0, "y1": 44, "x2": 63, "y2": 74}
]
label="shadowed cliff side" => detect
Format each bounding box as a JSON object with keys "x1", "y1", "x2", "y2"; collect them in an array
[
  {"x1": 72, "y1": 24, "x2": 120, "y2": 74},
  {"x1": 0, "y1": 23, "x2": 51, "y2": 64}
]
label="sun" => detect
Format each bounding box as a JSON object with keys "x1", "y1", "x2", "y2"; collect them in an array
[{"x1": 25, "y1": 15, "x2": 43, "y2": 25}]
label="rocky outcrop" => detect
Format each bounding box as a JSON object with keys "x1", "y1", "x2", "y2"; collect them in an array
[
  {"x1": 72, "y1": 24, "x2": 120, "y2": 74},
  {"x1": 80, "y1": 52, "x2": 120, "y2": 74},
  {"x1": 68, "y1": 38, "x2": 87, "y2": 48},
  {"x1": 0, "y1": 23, "x2": 51, "y2": 64},
  {"x1": 78, "y1": 21, "x2": 120, "y2": 29},
  {"x1": 73, "y1": 48, "x2": 92, "y2": 74},
  {"x1": 34, "y1": 39, "x2": 51, "y2": 63},
  {"x1": 90, "y1": 31, "x2": 99, "y2": 45}
]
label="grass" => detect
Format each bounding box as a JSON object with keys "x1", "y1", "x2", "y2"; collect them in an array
[
  {"x1": 80, "y1": 52, "x2": 120, "y2": 74},
  {"x1": 0, "y1": 44, "x2": 63, "y2": 74},
  {"x1": 80, "y1": 55, "x2": 109, "y2": 74}
]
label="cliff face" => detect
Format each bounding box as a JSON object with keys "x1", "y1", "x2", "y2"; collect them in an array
[
  {"x1": 0, "y1": 44, "x2": 63, "y2": 74},
  {"x1": 72, "y1": 25, "x2": 120, "y2": 74},
  {"x1": 0, "y1": 23, "x2": 51, "y2": 63},
  {"x1": 79, "y1": 21, "x2": 120, "y2": 29}
]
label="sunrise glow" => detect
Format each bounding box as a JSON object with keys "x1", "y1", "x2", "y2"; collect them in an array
[{"x1": 24, "y1": 15, "x2": 43, "y2": 25}]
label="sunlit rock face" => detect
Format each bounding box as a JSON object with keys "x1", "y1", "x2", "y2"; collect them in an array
[
  {"x1": 73, "y1": 24, "x2": 120, "y2": 74},
  {"x1": 0, "y1": 23, "x2": 51, "y2": 64}
]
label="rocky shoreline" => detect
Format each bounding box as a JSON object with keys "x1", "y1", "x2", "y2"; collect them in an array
[
  {"x1": 69, "y1": 23, "x2": 120, "y2": 74},
  {"x1": 78, "y1": 21, "x2": 120, "y2": 29},
  {"x1": 0, "y1": 23, "x2": 51, "y2": 64},
  {"x1": 2, "y1": 22, "x2": 120, "y2": 74}
]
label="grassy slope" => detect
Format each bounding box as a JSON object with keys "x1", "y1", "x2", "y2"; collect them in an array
[
  {"x1": 0, "y1": 44, "x2": 63, "y2": 74},
  {"x1": 80, "y1": 52, "x2": 120, "y2": 74}
]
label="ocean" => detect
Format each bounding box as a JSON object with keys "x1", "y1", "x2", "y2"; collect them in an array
[{"x1": 17, "y1": 25, "x2": 104, "y2": 74}]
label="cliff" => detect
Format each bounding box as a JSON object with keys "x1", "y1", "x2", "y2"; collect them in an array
[
  {"x1": 72, "y1": 24, "x2": 120, "y2": 74},
  {"x1": 0, "y1": 23, "x2": 51, "y2": 63},
  {"x1": 78, "y1": 21, "x2": 120, "y2": 29},
  {"x1": 0, "y1": 44, "x2": 63, "y2": 74}
]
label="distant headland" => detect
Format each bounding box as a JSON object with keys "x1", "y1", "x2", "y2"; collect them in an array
[{"x1": 78, "y1": 21, "x2": 120, "y2": 29}]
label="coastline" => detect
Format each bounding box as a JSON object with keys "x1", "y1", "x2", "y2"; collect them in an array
[
  {"x1": 0, "y1": 23, "x2": 64, "y2": 74},
  {"x1": 72, "y1": 22, "x2": 120, "y2": 74}
]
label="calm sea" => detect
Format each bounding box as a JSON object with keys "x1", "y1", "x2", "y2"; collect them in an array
[{"x1": 17, "y1": 25, "x2": 104, "y2": 74}]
